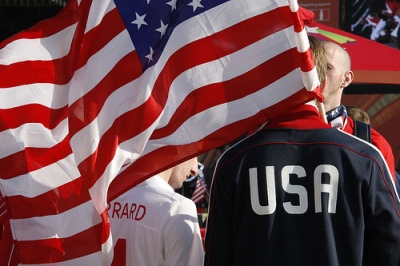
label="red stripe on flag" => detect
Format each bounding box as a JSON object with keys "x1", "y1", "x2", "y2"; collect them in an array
[
  {"x1": 0, "y1": 58, "x2": 71, "y2": 87},
  {"x1": 298, "y1": 48, "x2": 317, "y2": 74},
  {"x1": 17, "y1": 211, "x2": 109, "y2": 264},
  {"x1": 0, "y1": 104, "x2": 67, "y2": 131},
  {"x1": 7, "y1": 178, "x2": 89, "y2": 219},
  {"x1": 0, "y1": 136, "x2": 72, "y2": 179}
]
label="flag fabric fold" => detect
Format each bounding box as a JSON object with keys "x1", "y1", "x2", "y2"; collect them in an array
[{"x1": 0, "y1": 0, "x2": 320, "y2": 263}]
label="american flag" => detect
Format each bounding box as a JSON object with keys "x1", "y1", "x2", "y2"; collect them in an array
[
  {"x1": 0, "y1": 0, "x2": 321, "y2": 263},
  {"x1": 191, "y1": 163, "x2": 208, "y2": 204}
]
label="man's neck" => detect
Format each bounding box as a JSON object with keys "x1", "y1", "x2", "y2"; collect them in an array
[{"x1": 158, "y1": 168, "x2": 172, "y2": 183}]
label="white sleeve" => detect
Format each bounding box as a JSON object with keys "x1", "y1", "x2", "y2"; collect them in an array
[{"x1": 163, "y1": 198, "x2": 204, "y2": 266}]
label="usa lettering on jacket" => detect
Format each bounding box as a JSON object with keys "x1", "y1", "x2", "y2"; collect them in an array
[
  {"x1": 108, "y1": 201, "x2": 146, "y2": 220},
  {"x1": 250, "y1": 165, "x2": 339, "y2": 215}
]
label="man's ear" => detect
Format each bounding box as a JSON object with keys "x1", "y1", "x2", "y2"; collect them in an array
[{"x1": 342, "y1": 70, "x2": 354, "y2": 88}]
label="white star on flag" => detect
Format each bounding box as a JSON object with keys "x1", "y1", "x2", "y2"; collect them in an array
[
  {"x1": 145, "y1": 46, "x2": 154, "y2": 62},
  {"x1": 188, "y1": 0, "x2": 203, "y2": 12},
  {"x1": 132, "y1": 12, "x2": 148, "y2": 30},
  {"x1": 156, "y1": 20, "x2": 168, "y2": 38},
  {"x1": 166, "y1": 0, "x2": 177, "y2": 11}
]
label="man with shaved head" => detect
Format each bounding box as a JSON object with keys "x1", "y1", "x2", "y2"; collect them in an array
[
  {"x1": 321, "y1": 41, "x2": 396, "y2": 180},
  {"x1": 321, "y1": 41, "x2": 353, "y2": 113}
]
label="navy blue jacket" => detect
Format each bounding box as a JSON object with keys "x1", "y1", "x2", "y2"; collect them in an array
[{"x1": 204, "y1": 105, "x2": 400, "y2": 266}]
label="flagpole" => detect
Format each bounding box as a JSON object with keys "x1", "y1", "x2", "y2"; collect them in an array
[{"x1": 316, "y1": 100, "x2": 327, "y2": 123}]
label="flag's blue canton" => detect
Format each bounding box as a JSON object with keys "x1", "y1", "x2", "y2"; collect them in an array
[{"x1": 114, "y1": 0, "x2": 229, "y2": 70}]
